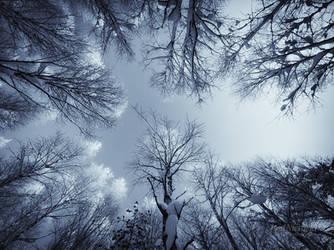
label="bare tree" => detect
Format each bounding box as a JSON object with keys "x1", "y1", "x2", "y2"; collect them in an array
[
  {"x1": 193, "y1": 154, "x2": 241, "y2": 250},
  {"x1": 0, "y1": 0, "x2": 124, "y2": 135},
  {"x1": 229, "y1": 211, "x2": 285, "y2": 250},
  {"x1": 222, "y1": 0, "x2": 334, "y2": 113},
  {"x1": 49, "y1": 196, "x2": 119, "y2": 250},
  {"x1": 141, "y1": 0, "x2": 227, "y2": 101},
  {"x1": 192, "y1": 155, "x2": 334, "y2": 249},
  {"x1": 0, "y1": 135, "x2": 93, "y2": 249},
  {"x1": 230, "y1": 158, "x2": 334, "y2": 249},
  {"x1": 131, "y1": 108, "x2": 204, "y2": 249},
  {"x1": 0, "y1": 133, "x2": 81, "y2": 190},
  {"x1": 68, "y1": 0, "x2": 136, "y2": 56},
  {"x1": 182, "y1": 202, "x2": 226, "y2": 250},
  {"x1": 0, "y1": 90, "x2": 40, "y2": 130}
]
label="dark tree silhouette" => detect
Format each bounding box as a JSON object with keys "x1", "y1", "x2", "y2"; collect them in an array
[
  {"x1": 182, "y1": 202, "x2": 226, "y2": 250},
  {"x1": 49, "y1": 196, "x2": 119, "y2": 250},
  {"x1": 230, "y1": 158, "x2": 334, "y2": 249},
  {"x1": 222, "y1": 0, "x2": 334, "y2": 113},
  {"x1": 68, "y1": 0, "x2": 136, "y2": 56},
  {"x1": 194, "y1": 154, "x2": 241, "y2": 250},
  {"x1": 131, "y1": 108, "x2": 204, "y2": 249},
  {"x1": 192, "y1": 156, "x2": 334, "y2": 249},
  {"x1": 111, "y1": 202, "x2": 161, "y2": 249},
  {"x1": 0, "y1": 0, "x2": 124, "y2": 135},
  {"x1": 0, "y1": 135, "x2": 119, "y2": 249},
  {"x1": 141, "y1": 0, "x2": 227, "y2": 101}
]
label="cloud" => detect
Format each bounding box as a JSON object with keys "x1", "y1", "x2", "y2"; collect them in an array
[
  {"x1": 86, "y1": 49, "x2": 103, "y2": 67},
  {"x1": 111, "y1": 177, "x2": 127, "y2": 199},
  {"x1": 87, "y1": 162, "x2": 114, "y2": 188},
  {"x1": 84, "y1": 163, "x2": 113, "y2": 201},
  {"x1": 114, "y1": 99, "x2": 128, "y2": 118},
  {"x1": 85, "y1": 162, "x2": 127, "y2": 200},
  {"x1": 0, "y1": 137, "x2": 11, "y2": 148},
  {"x1": 83, "y1": 140, "x2": 102, "y2": 158}
]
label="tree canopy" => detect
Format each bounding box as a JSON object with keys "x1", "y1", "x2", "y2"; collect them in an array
[
  {"x1": 222, "y1": 0, "x2": 334, "y2": 113},
  {"x1": 0, "y1": 0, "x2": 124, "y2": 135},
  {"x1": 0, "y1": 1, "x2": 333, "y2": 249}
]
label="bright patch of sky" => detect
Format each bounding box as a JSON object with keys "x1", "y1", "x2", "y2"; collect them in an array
[
  {"x1": 115, "y1": 99, "x2": 129, "y2": 118},
  {"x1": 35, "y1": 109, "x2": 58, "y2": 124},
  {"x1": 111, "y1": 177, "x2": 128, "y2": 199},
  {"x1": 0, "y1": 137, "x2": 11, "y2": 148},
  {"x1": 87, "y1": 162, "x2": 114, "y2": 187},
  {"x1": 85, "y1": 162, "x2": 127, "y2": 200},
  {"x1": 86, "y1": 49, "x2": 104, "y2": 67},
  {"x1": 26, "y1": 181, "x2": 44, "y2": 195},
  {"x1": 143, "y1": 197, "x2": 156, "y2": 209},
  {"x1": 83, "y1": 140, "x2": 102, "y2": 158}
]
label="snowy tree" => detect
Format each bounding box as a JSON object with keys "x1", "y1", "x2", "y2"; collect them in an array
[
  {"x1": 141, "y1": 0, "x2": 227, "y2": 102},
  {"x1": 131, "y1": 108, "x2": 205, "y2": 249},
  {"x1": 222, "y1": 0, "x2": 334, "y2": 113}
]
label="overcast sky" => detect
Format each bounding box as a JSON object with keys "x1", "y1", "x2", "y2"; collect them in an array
[{"x1": 1, "y1": 0, "x2": 334, "y2": 210}]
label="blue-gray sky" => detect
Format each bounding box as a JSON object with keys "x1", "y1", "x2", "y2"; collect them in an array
[
  {"x1": 98, "y1": 51, "x2": 334, "y2": 207},
  {"x1": 1, "y1": 0, "x2": 334, "y2": 209}
]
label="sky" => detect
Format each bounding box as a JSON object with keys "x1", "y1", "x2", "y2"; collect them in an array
[{"x1": 1, "y1": 0, "x2": 334, "y2": 210}]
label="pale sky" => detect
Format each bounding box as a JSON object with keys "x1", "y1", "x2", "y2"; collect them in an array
[{"x1": 1, "y1": 0, "x2": 333, "y2": 210}]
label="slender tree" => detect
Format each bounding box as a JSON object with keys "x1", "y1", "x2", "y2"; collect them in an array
[
  {"x1": 49, "y1": 196, "x2": 119, "y2": 250},
  {"x1": 193, "y1": 154, "x2": 240, "y2": 250},
  {"x1": 182, "y1": 202, "x2": 226, "y2": 250},
  {"x1": 131, "y1": 108, "x2": 204, "y2": 249}
]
